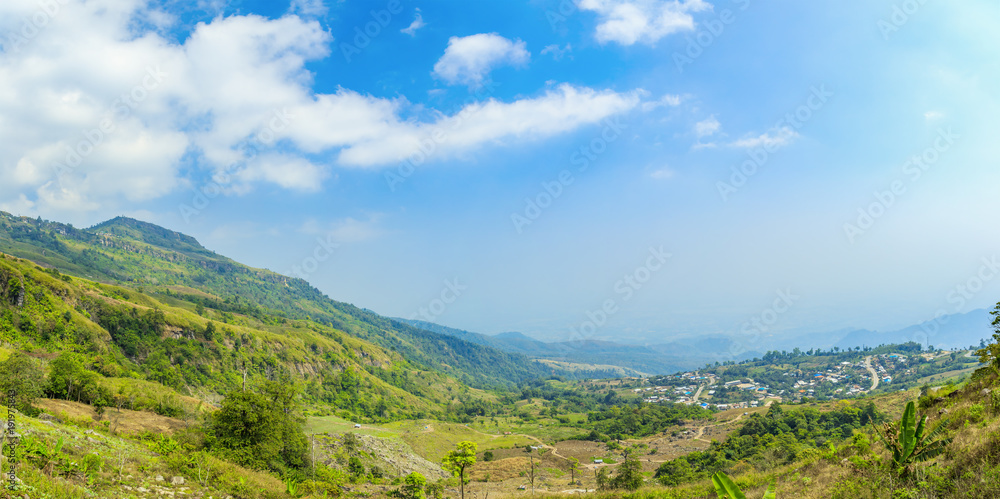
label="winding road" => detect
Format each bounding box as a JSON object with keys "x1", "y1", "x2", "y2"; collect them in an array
[
  {"x1": 691, "y1": 410, "x2": 752, "y2": 443},
  {"x1": 691, "y1": 375, "x2": 716, "y2": 404},
  {"x1": 863, "y1": 356, "x2": 879, "y2": 391}
]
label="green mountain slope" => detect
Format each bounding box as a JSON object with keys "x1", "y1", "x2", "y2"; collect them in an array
[
  {"x1": 0, "y1": 250, "x2": 482, "y2": 420},
  {"x1": 0, "y1": 211, "x2": 588, "y2": 392}
]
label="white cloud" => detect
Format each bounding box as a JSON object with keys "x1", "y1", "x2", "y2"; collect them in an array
[
  {"x1": 433, "y1": 33, "x2": 530, "y2": 87},
  {"x1": 577, "y1": 0, "x2": 712, "y2": 46},
  {"x1": 0, "y1": 1, "x2": 640, "y2": 217},
  {"x1": 401, "y1": 9, "x2": 426, "y2": 36},
  {"x1": 694, "y1": 115, "x2": 720, "y2": 138},
  {"x1": 730, "y1": 127, "x2": 799, "y2": 149},
  {"x1": 336, "y1": 84, "x2": 642, "y2": 167},
  {"x1": 641, "y1": 93, "x2": 682, "y2": 112},
  {"x1": 234, "y1": 154, "x2": 329, "y2": 192},
  {"x1": 541, "y1": 43, "x2": 572, "y2": 60},
  {"x1": 289, "y1": 0, "x2": 327, "y2": 17}
]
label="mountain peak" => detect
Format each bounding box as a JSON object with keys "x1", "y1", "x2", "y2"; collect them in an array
[{"x1": 88, "y1": 217, "x2": 210, "y2": 256}]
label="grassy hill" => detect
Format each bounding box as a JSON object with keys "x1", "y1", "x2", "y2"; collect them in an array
[{"x1": 0, "y1": 211, "x2": 611, "y2": 392}]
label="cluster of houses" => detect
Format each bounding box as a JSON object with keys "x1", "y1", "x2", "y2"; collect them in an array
[
  {"x1": 635, "y1": 372, "x2": 714, "y2": 406},
  {"x1": 711, "y1": 378, "x2": 775, "y2": 410},
  {"x1": 874, "y1": 354, "x2": 911, "y2": 383},
  {"x1": 637, "y1": 352, "x2": 925, "y2": 408}
]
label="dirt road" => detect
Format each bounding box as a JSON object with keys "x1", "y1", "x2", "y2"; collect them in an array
[{"x1": 864, "y1": 356, "x2": 879, "y2": 391}]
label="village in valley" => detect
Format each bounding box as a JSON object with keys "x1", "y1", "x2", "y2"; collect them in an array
[{"x1": 603, "y1": 347, "x2": 982, "y2": 410}]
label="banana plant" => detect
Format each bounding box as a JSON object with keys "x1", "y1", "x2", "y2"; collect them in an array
[
  {"x1": 285, "y1": 478, "x2": 300, "y2": 497},
  {"x1": 874, "y1": 401, "x2": 951, "y2": 476},
  {"x1": 712, "y1": 472, "x2": 776, "y2": 499},
  {"x1": 20, "y1": 435, "x2": 65, "y2": 476}
]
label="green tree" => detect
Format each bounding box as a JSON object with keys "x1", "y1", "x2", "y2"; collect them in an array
[
  {"x1": 208, "y1": 380, "x2": 309, "y2": 473},
  {"x1": 442, "y1": 441, "x2": 477, "y2": 499},
  {"x1": 568, "y1": 457, "x2": 580, "y2": 484},
  {"x1": 609, "y1": 454, "x2": 643, "y2": 491},
  {"x1": 596, "y1": 467, "x2": 610, "y2": 490},
  {"x1": 0, "y1": 352, "x2": 44, "y2": 411},
  {"x1": 397, "y1": 472, "x2": 427, "y2": 499},
  {"x1": 976, "y1": 303, "x2": 1000, "y2": 376},
  {"x1": 46, "y1": 351, "x2": 85, "y2": 401},
  {"x1": 348, "y1": 455, "x2": 366, "y2": 479}
]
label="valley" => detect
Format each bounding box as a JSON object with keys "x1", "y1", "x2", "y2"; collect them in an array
[{"x1": 1, "y1": 213, "x2": 999, "y2": 499}]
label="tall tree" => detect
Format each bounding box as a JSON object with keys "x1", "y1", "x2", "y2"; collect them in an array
[
  {"x1": 208, "y1": 379, "x2": 309, "y2": 473},
  {"x1": 442, "y1": 441, "x2": 477, "y2": 499},
  {"x1": 0, "y1": 352, "x2": 44, "y2": 411},
  {"x1": 976, "y1": 303, "x2": 1000, "y2": 376}
]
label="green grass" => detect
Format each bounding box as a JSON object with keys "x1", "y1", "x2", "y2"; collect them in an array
[
  {"x1": 917, "y1": 366, "x2": 979, "y2": 385},
  {"x1": 305, "y1": 415, "x2": 401, "y2": 439},
  {"x1": 380, "y1": 419, "x2": 537, "y2": 463},
  {"x1": 469, "y1": 416, "x2": 586, "y2": 443}
]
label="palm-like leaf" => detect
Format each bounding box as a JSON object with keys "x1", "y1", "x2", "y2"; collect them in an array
[
  {"x1": 763, "y1": 480, "x2": 777, "y2": 499},
  {"x1": 875, "y1": 401, "x2": 951, "y2": 475},
  {"x1": 899, "y1": 402, "x2": 917, "y2": 463},
  {"x1": 712, "y1": 472, "x2": 748, "y2": 499}
]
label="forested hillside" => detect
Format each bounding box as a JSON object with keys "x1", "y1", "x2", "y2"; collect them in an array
[{"x1": 0, "y1": 212, "x2": 601, "y2": 390}]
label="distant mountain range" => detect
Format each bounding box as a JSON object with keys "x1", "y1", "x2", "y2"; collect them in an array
[
  {"x1": 399, "y1": 308, "x2": 995, "y2": 375},
  {"x1": 396, "y1": 319, "x2": 760, "y2": 375},
  {"x1": 832, "y1": 309, "x2": 993, "y2": 351}
]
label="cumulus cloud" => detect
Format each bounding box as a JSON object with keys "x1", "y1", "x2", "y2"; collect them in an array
[
  {"x1": 578, "y1": 0, "x2": 712, "y2": 46},
  {"x1": 433, "y1": 33, "x2": 530, "y2": 86},
  {"x1": 0, "y1": 1, "x2": 638, "y2": 217}
]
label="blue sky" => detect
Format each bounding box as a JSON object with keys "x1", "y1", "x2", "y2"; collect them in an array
[{"x1": 1, "y1": 0, "x2": 998, "y2": 347}]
